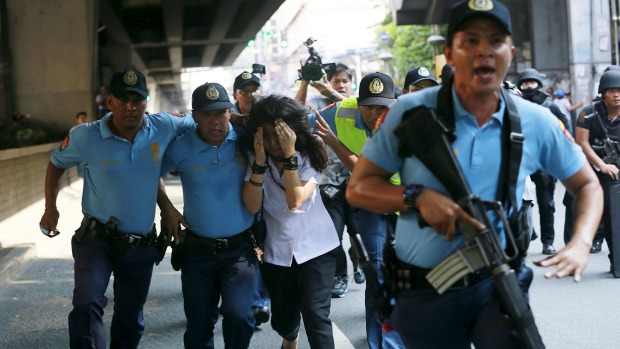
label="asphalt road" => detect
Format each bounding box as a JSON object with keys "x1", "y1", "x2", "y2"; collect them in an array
[{"x1": 1, "y1": 178, "x2": 619, "y2": 348}]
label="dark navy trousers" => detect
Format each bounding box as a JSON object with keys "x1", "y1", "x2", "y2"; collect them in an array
[
  {"x1": 69, "y1": 235, "x2": 159, "y2": 349},
  {"x1": 530, "y1": 171, "x2": 557, "y2": 245},
  {"x1": 181, "y1": 241, "x2": 257, "y2": 349},
  {"x1": 355, "y1": 209, "x2": 404, "y2": 349},
  {"x1": 390, "y1": 278, "x2": 523, "y2": 349}
]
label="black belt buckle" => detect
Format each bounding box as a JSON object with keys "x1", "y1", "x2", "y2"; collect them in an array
[{"x1": 214, "y1": 238, "x2": 228, "y2": 252}]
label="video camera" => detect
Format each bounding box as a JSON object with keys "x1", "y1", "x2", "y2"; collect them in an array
[
  {"x1": 252, "y1": 63, "x2": 266, "y2": 76},
  {"x1": 298, "y1": 37, "x2": 336, "y2": 82}
]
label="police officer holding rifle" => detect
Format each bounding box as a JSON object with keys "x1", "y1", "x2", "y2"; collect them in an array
[{"x1": 346, "y1": 1, "x2": 603, "y2": 348}]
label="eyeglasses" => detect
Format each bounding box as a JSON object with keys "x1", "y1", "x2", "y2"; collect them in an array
[{"x1": 239, "y1": 88, "x2": 261, "y2": 95}]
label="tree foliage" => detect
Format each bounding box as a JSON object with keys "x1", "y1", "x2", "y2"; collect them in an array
[{"x1": 376, "y1": 15, "x2": 445, "y2": 86}]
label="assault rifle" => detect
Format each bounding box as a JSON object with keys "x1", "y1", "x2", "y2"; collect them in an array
[
  {"x1": 393, "y1": 105, "x2": 545, "y2": 349},
  {"x1": 348, "y1": 233, "x2": 393, "y2": 323},
  {"x1": 588, "y1": 110, "x2": 620, "y2": 167}
]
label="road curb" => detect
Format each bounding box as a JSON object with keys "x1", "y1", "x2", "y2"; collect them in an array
[{"x1": 0, "y1": 244, "x2": 35, "y2": 284}]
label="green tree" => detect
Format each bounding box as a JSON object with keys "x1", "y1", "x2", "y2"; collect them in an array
[{"x1": 376, "y1": 15, "x2": 444, "y2": 87}]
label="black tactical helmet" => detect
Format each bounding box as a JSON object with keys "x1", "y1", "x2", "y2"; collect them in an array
[
  {"x1": 598, "y1": 70, "x2": 620, "y2": 94},
  {"x1": 517, "y1": 68, "x2": 543, "y2": 89}
]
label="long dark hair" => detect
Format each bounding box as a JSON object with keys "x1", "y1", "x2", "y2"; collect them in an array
[{"x1": 239, "y1": 93, "x2": 326, "y2": 171}]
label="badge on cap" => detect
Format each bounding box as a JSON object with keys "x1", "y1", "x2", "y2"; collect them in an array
[
  {"x1": 369, "y1": 78, "x2": 384, "y2": 94},
  {"x1": 418, "y1": 67, "x2": 430, "y2": 77},
  {"x1": 241, "y1": 72, "x2": 252, "y2": 80},
  {"x1": 206, "y1": 85, "x2": 219, "y2": 100},
  {"x1": 123, "y1": 70, "x2": 138, "y2": 86},
  {"x1": 469, "y1": 0, "x2": 493, "y2": 11}
]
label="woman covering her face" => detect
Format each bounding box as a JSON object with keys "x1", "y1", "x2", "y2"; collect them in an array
[{"x1": 239, "y1": 94, "x2": 340, "y2": 349}]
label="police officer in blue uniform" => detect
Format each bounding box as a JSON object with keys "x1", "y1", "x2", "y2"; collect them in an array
[
  {"x1": 231, "y1": 70, "x2": 271, "y2": 326},
  {"x1": 39, "y1": 67, "x2": 195, "y2": 349},
  {"x1": 158, "y1": 82, "x2": 257, "y2": 348},
  {"x1": 346, "y1": 1, "x2": 603, "y2": 347},
  {"x1": 308, "y1": 73, "x2": 405, "y2": 349}
]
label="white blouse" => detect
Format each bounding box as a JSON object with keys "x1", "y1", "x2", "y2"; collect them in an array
[{"x1": 246, "y1": 151, "x2": 340, "y2": 266}]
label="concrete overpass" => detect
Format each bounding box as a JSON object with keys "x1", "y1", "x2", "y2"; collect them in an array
[
  {"x1": 388, "y1": 0, "x2": 613, "y2": 115},
  {"x1": 3, "y1": 0, "x2": 284, "y2": 131}
]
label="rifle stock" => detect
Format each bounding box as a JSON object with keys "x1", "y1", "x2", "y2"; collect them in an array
[{"x1": 348, "y1": 233, "x2": 392, "y2": 322}]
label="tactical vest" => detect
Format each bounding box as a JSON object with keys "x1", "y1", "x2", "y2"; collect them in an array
[
  {"x1": 588, "y1": 102, "x2": 620, "y2": 150},
  {"x1": 334, "y1": 98, "x2": 400, "y2": 185},
  {"x1": 334, "y1": 98, "x2": 366, "y2": 156}
]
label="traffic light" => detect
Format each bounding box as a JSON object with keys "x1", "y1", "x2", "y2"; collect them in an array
[{"x1": 247, "y1": 39, "x2": 255, "y2": 47}]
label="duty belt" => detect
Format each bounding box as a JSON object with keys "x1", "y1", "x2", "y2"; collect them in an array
[
  {"x1": 183, "y1": 229, "x2": 251, "y2": 255},
  {"x1": 80, "y1": 215, "x2": 157, "y2": 248},
  {"x1": 395, "y1": 261, "x2": 490, "y2": 292}
]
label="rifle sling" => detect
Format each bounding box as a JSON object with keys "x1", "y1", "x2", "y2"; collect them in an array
[{"x1": 435, "y1": 75, "x2": 523, "y2": 218}]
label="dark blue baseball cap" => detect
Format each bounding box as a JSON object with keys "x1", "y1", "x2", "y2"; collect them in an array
[
  {"x1": 358, "y1": 72, "x2": 396, "y2": 107},
  {"x1": 404, "y1": 66, "x2": 438, "y2": 89},
  {"x1": 192, "y1": 82, "x2": 234, "y2": 112},
  {"x1": 109, "y1": 67, "x2": 148, "y2": 98},
  {"x1": 447, "y1": 0, "x2": 512, "y2": 42},
  {"x1": 233, "y1": 71, "x2": 261, "y2": 91}
]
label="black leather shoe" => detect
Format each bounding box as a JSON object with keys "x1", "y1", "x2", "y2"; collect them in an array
[
  {"x1": 252, "y1": 306, "x2": 270, "y2": 327},
  {"x1": 590, "y1": 240, "x2": 603, "y2": 253},
  {"x1": 542, "y1": 244, "x2": 556, "y2": 255},
  {"x1": 530, "y1": 231, "x2": 538, "y2": 241}
]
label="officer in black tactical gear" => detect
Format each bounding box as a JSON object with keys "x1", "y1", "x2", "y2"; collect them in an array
[
  {"x1": 517, "y1": 68, "x2": 571, "y2": 255},
  {"x1": 576, "y1": 69, "x2": 620, "y2": 277}
]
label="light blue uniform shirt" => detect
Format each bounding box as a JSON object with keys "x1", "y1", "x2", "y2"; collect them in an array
[
  {"x1": 51, "y1": 112, "x2": 195, "y2": 234},
  {"x1": 362, "y1": 85, "x2": 585, "y2": 269},
  {"x1": 161, "y1": 123, "x2": 254, "y2": 238}
]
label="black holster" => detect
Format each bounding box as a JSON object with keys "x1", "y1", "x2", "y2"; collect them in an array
[
  {"x1": 507, "y1": 207, "x2": 531, "y2": 271},
  {"x1": 381, "y1": 237, "x2": 399, "y2": 298},
  {"x1": 170, "y1": 230, "x2": 186, "y2": 271}
]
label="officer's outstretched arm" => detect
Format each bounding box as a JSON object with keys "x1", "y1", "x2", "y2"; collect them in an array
[
  {"x1": 39, "y1": 162, "x2": 65, "y2": 232},
  {"x1": 346, "y1": 155, "x2": 403, "y2": 213},
  {"x1": 534, "y1": 164, "x2": 603, "y2": 282}
]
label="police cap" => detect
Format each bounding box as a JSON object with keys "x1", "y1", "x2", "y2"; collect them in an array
[
  {"x1": 233, "y1": 71, "x2": 261, "y2": 91},
  {"x1": 447, "y1": 0, "x2": 512, "y2": 43},
  {"x1": 404, "y1": 66, "x2": 438, "y2": 89},
  {"x1": 109, "y1": 67, "x2": 148, "y2": 99},
  {"x1": 192, "y1": 82, "x2": 234, "y2": 112},
  {"x1": 358, "y1": 72, "x2": 396, "y2": 107}
]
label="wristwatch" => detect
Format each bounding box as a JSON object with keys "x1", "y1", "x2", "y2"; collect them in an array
[
  {"x1": 281, "y1": 155, "x2": 298, "y2": 166},
  {"x1": 403, "y1": 184, "x2": 424, "y2": 210}
]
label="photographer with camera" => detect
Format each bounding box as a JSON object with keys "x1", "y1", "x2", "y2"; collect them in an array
[{"x1": 295, "y1": 38, "x2": 353, "y2": 111}]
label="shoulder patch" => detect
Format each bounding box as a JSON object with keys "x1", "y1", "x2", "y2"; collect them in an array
[
  {"x1": 558, "y1": 120, "x2": 575, "y2": 142},
  {"x1": 170, "y1": 111, "x2": 186, "y2": 117},
  {"x1": 59, "y1": 135, "x2": 70, "y2": 152},
  {"x1": 374, "y1": 108, "x2": 390, "y2": 130},
  {"x1": 319, "y1": 103, "x2": 337, "y2": 112}
]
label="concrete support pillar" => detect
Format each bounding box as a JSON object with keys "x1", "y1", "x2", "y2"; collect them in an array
[
  {"x1": 567, "y1": 0, "x2": 612, "y2": 107},
  {"x1": 7, "y1": 0, "x2": 97, "y2": 130}
]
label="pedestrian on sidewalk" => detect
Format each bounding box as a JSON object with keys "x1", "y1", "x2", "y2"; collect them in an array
[{"x1": 39, "y1": 67, "x2": 195, "y2": 349}]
